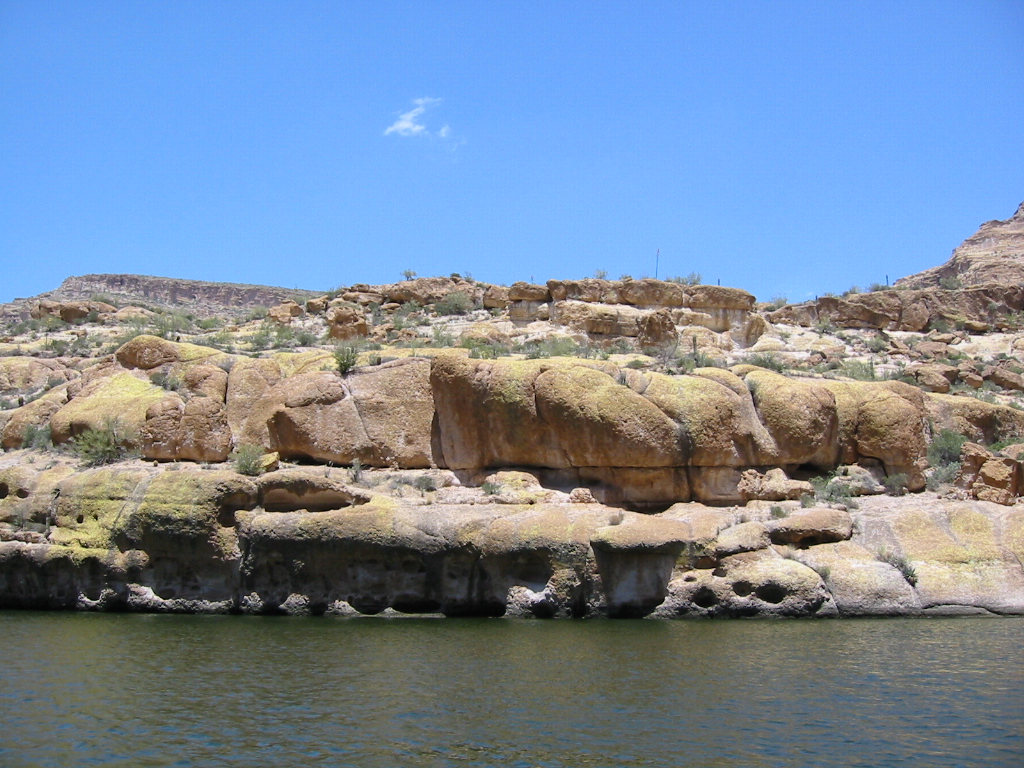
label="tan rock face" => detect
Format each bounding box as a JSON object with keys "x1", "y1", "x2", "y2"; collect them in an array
[
  {"x1": 551, "y1": 300, "x2": 644, "y2": 337},
  {"x1": 822, "y1": 381, "x2": 928, "y2": 488},
  {"x1": 0, "y1": 357, "x2": 74, "y2": 396},
  {"x1": 637, "y1": 310, "x2": 678, "y2": 350},
  {"x1": 508, "y1": 282, "x2": 550, "y2": 302},
  {"x1": 430, "y1": 358, "x2": 929, "y2": 505},
  {"x1": 955, "y1": 442, "x2": 1023, "y2": 506},
  {"x1": 140, "y1": 394, "x2": 232, "y2": 462},
  {"x1": 897, "y1": 201, "x2": 1024, "y2": 289},
  {"x1": 382, "y1": 277, "x2": 482, "y2": 306},
  {"x1": 0, "y1": 386, "x2": 69, "y2": 449},
  {"x1": 267, "y1": 301, "x2": 303, "y2": 324},
  {"x1": 31, "y1": 300, "x2": 116, "y2": 323},
  {"x1": 737, "y1": 468, "x2": 812, "y2": 501},
  {"x1": 768, "y1": 507, "x2": 853, "y2": 546},
  {"x1": 235, "y1": 359, "x2": 434, "y2": 468},
  {"x1": 926, "y1": 393, "x2": 1024, "y2": 444},
  {"x1": 768, "y1": 284, "x2": 1024, "y2": 333},
  {"x1": 50, "y1": 372, "x2": 165, "y2": 445},
  {"x1": 115, "y1": 335, "x2": 222, "y2": 370},
  {"x1": 326, "y1": 306, "x2": 368, "y2": 340}
]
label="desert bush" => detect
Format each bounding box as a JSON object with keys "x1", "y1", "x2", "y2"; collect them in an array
[
  {"x1": 938, "y1": 276, "x2": 963, "y2": 290},
  {"x1": 928, "y1": 428, "x2": 966, "y2": 467},
  {"x1": 434, "y1": 292, "x2": 473, "y2": 316},
  {"x1": 348, "y1": 458, "x2": 363, "y2": 483},
  {"x1": 810, "y1": 472, "x2": 857, "y2": 508},
  {"x1": 23, "y1": 424, "x2": 53, "y2": 450},
  {"x1": 334, "y1": 344, "x2": 359, "y2": 376},
  {"x1": 766, "y1": 295, "x2": 788, "y2": 311},
  {"x1": 925, "y1": 463, "x2": 960, "y2": 491},
  {"x1": 840, "y1": 360, "x2": 877, "y2": 381},
  {"x1": 746, "y1": 352, "x2": 786, "y2": 373},
  {"x1": 881, "y1": 473, "x2": 910, "y2": 496},
  {"x1": 814, "y1": 319, "x2": 837, "y2": 335},
  {"x1": 73, "y1": 418, "x2": 135, "y2": 466},
  {"x1": 877, "y1": 546, "x2": 918, "y2": 586},
  {"x1": 414, "y1": 475, "x2": 437, "y2": 492},
  {"x1": 867, "y1": 335, "x2": 888, "y2": 354},
  {"x1": 666, "y1": 272, "x2": 702, "y2": 286},
  {"x1": 231, "y1": 444, "x2": 265, "y2": 476}
]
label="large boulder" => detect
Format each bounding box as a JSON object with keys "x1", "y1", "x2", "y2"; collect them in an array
[
  {"x1": 926, "y1": 393, "x2": 1024, "y2": 444},
  {"x1": 115, "y1": 335, "x2": 223, "y2": 370},
  {"x1": 140, "y1": 394, "x2": 232, "y2": 462},
  {"x1": 326, "y1": 306, "x2": 368, "y2": 340},
  {"x1": 236, "y1": 358, "x2": 434, "y2": 468},
  {"x1": 49, "y1": 372, "x2": 165, "y2": 445},
  {"x1": 0, "y1": 357, "x2": 74, "y2": 397},
  {"x1": 821, "y1": 380, "x2": 929, "y2": 488}
]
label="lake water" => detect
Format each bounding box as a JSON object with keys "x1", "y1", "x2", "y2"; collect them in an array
[{"x1": 0, "y1": 613, "x2": 1020, "y2": 767}]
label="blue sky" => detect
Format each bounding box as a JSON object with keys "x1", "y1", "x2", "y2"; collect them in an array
[{"x1": 1, "y1": 2, "x2": 1022, "y2": 304}]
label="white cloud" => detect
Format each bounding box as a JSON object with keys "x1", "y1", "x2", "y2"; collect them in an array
[{"x1": 384, "y1": 97, "x2": 441, "y2": 137}]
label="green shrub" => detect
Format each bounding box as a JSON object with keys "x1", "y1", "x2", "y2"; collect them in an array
[
  {"x1": 877, "y1": 546, "x2": 918, "y2": 586},
  {"x1": 230, "y1": 444, "x2": 265, "y2": 476},
  {"x1": 938, "y1": 276, "x2": 963, "y2": 290},
  {"x1": 23, "y1": 424, "x2": 52, "y2": 450},
  {"x1": 73, "y1": 419, "x2": 134, "y2": 466},
  {"x1": 766, "y1": 295, "x2": 788, "y2": 311},
  {"x1": 810, "y1": 473, "x2": 858, "y2": 508},
  {"x1": 414, "y1": 475, "x2": 437, "y2": 492},
  {"x1": 746, "y1": 352, "x2": 786, "y2": 373},
  {"x1": 926, "y1": 462, "x2": 960, "y2": 491},
  {"x1": 867, "y1": 336, "x2": 889, "y2": 353},
  {"x1": 770, "y1": 505, "x2": 788, "y2": 519},
  {"x1": 881, "y1": 472, "x2": 910, "y2": 496},
  {"x1": 481, "y1": 481, "x2": 502, "y2": 495},
  {"x1": 814, "y1": 319, "x2": 837, "y2": 335},
  {"x1": 928, "y1": 429, "x2": 966, "y2": 467},
  {"x1": 840, "y1": 360, "x2": 877, "y2": 381},
  {"x1": 249, "y1": 326, "x2": 272, "y2": 352},
  {"x1": 517, "y1": 337, "x2": 580, "y2": 359},
  {"x1": 666, "y1": 272, "x2": 701, "y2": 286},
  {"x1": 434, "y1": 291, "x2": 473, "y2": 316},
  {"x1": 334, "y1": 344, "x2": 359, "y2": 375}
]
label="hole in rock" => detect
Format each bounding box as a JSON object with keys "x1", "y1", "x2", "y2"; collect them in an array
[
  {"x1": 391, "y1": 597, "x2": 442, "y2": 614},
  {"x1": 0, "y1": 483, "x2": 8, "y2": 499},
  {"x1": 692, "y1": 587, "x2": 718, "y2": 609},
  {"x1": 755, "y1": 584, "x2": 787, "y2": 604},
  {"x1": 76, "y1": 515, "x2": 85, "y2": 524},
  {"x1": 732, "y1": 580, "x2": 752, "y2": 597},
  {"x1": 15, "y1": 488, "x2": 29, "y2": 499},
  {"x1": 349, "y1": 597, "x2": 387, "y2": 615}
]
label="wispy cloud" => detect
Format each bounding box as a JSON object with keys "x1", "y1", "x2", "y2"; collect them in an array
[{"x1": 384, "y1": 97, "x2": 442, "y2": 137}]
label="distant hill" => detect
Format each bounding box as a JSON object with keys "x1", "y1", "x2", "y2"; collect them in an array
[
  {"x1": 0, "y1": 273, "x2": 322, "y2": 321},
  {"x1": 896, "y1": 202, "x2": 1024, "y2": 289}
]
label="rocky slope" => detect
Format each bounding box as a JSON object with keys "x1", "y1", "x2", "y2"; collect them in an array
[
  {"x1": 3, "y1": 203, "x2": 1024, "y2": 618},
  {"x1": 896, "y1": 201, "x2": 1024, "y2": 289},
  {"x1": 0, "y1": 274, "x2": 322, "y2": 322}
]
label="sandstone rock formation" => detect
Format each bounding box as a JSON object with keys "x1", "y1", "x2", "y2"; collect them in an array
[
  {"x1": 897, "y1": 201, "x2": 1024, "y2": 289},
  {"x1": 2, "y1": 463, "x2": 1020, "y2": 618}
]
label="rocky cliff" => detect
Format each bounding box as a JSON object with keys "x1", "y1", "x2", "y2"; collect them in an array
[
  {"x1": 4, "y1": 202, "x2": 1024, "y2": 618},
  {"x1": 1, "y1": 274, "x2": 322, "y2": 321},
  {"x1": 897, "y1": 201, "x2": 1024, "y2": 289}
]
